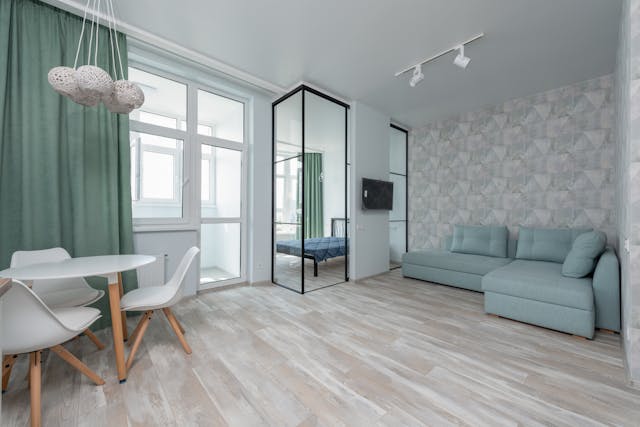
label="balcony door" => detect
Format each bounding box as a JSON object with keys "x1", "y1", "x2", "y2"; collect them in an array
[{"x1": 197, "y1": 89, "x2": 246, "y2": 290}]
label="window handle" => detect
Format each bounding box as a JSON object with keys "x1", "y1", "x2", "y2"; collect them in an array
[{"x1": 182, "y1": 178, "x2": 190, "y2": 188}]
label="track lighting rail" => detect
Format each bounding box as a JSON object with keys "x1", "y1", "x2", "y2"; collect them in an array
[{"x1": 394, "y1": 33, "x2": 484, "y2": 77}]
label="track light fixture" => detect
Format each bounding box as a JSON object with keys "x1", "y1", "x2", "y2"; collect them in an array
[
  {"x1": 453, "y1": 44, "x2": 471, "y2": 69},
  {"x1": 409, "y1": 64, "x2": 424, "y2": 87},
  {"x1": 395, "y1": 33, "x2": 484, "y2": 87}
]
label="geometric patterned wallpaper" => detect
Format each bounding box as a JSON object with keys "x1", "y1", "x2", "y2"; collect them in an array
[{"x1": 409, "y1": 74, "x2": 616, "y2": 250}]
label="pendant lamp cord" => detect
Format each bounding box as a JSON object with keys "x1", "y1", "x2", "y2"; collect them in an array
[
  {"x1": 86, "y1": 0, "x2": 97, "y2": 65},
  {"x1": 73, "y1": 0, "x2": 91, "y2": 69},
  {"x1": 106, "y1": 0, "x2": 117, "y2": 79},
  {"x1": 107, "y1": 0, "x2": 126, "y2": 80}
]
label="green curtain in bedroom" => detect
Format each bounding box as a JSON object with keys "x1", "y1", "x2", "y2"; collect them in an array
[
  {"x1": 0, "y1": 0, "x2": 136, "y2": 329},
  {"x1": 303, "y1": 153, "x2": 324, "y2": 238}
]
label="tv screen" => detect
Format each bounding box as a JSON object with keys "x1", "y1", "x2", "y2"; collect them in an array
[{"x1": 362, "y1": 178, "x2": 393, "y2": 210}]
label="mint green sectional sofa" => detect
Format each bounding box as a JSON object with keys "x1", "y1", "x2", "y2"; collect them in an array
[
  {"x1": 402, "y1": 236, "x2": 516, "y2": 292},
  {"x1": 402, "y1": 225, "x2": 620, "y2": 339}
]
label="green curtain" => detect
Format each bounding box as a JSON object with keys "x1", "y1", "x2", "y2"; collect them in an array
[
  {"x1": 0, "y1": 0, "x2": 136, "y2": 329},
  {"x1": 303, "y1": 153, "x2": 324, "y2": 238}
]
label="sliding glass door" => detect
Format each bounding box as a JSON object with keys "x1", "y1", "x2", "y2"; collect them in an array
[{"x1": 272, "y1": 86, "x2": 348, "y2": 294}]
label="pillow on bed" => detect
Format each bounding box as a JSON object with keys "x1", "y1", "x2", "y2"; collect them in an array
[{"x1": 450, "y1": 225, "x2": 508, "y2": 258}]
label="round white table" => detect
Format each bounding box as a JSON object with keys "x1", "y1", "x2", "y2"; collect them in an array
[{"x1": 0, "y1": 254, "x2": 155, "y2": 383}]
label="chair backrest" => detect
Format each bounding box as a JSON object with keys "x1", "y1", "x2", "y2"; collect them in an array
[
  {"x1": 164, "y1": 247, "x2": 200, "y2": 306},
  {"x1": 1, "y1": 281, "x2": 78, "y2": 354},
  {"x1": 10, "y1": 248, "x2": 90, "y2": 295}
]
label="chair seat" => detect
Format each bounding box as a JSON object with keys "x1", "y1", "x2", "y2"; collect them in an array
[
  {"x1": 53, "y1": 307, "x2": 102, "y2": 333},
  {"x1": 5, "y1": 306, "x2": 102, "y2": 354},
  {"x1": 120, "y1": 286, "x2": 176, "y2": 311},
  {"x1": 39, "y1": 287, "x2": 104, "y2": 309}
]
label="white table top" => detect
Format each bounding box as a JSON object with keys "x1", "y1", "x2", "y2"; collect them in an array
[{"x1": 0, "y1": 255, "x2": 156, "y2": 280}]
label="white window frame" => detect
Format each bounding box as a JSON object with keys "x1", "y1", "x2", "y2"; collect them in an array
[
  {"x1": 128, "y1": 59, "x2": 249, "y2": 290},
  {"x1": 131, "y1": 133, "x2": 183, "y2": 205}
]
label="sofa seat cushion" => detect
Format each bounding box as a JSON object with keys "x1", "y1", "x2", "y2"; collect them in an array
[
  {"x1": 402, "y1": 249, "x2": 513, "y2": 276},
  {"x1": 482, "y1": 260, "x2": 594, "y2": 311}
]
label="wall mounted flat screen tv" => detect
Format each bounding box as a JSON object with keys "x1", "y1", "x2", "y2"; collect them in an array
[{"x1": 362, "y1": 178, "x2": 393, "y2": 210}]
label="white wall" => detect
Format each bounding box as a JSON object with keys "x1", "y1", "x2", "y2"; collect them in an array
[
  {"x1": 134, "y1": 231, "x2": 199, "y2": 294},
  {"x1": 247, "y1": 93, "x2": 272, "y2": 283},
  {"x1": 350, "y1": 102, "x2": 391, "y2": 280}
]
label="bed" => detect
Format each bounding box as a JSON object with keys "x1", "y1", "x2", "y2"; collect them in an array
[{"x1": 276, "y1": 218, "x2": 348, "y2": 277}]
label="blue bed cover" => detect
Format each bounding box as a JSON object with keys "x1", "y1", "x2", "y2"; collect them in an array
[{"x1": 276, "y1": 237, "x2": 347, "y2": 262}]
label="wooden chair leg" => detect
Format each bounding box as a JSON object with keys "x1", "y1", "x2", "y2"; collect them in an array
[
  {"x1": 118, "y1": 273, "x2": 128, "y2": 341},
  {"x1": 174, "y1": 316, "x2": 186, "y2": 334},
  {"x1": 126, "y1": 311, "x2": 153, "y2": 371},
  {"x1": 29, "y1": 351, "x2": 42, "y2": 427},
  {"x1": 3, "y1": 354, "x2": 18, "y2": 393},
  {"x1": 162, "y1": 308, "x2": 192, "y2": 354},
  {"x1": 127, "y1": 312, "x2": 148, "y2": 346},
  {"x1": 50, "y1": 345, "x2": 105, "y2": 386},
  {"x1": 83, "y1": 329, "x2": 105, "y2": 350}
]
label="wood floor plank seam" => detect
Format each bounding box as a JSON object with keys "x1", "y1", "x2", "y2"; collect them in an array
[{"x1": 3, "y1": 270, "x2": 640, "y2": 426}]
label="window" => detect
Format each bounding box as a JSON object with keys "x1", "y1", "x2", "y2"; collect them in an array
[
  {"x1": 130, "y1": 132, "x2": 183, "y2": 218},
  {"x1": 128, "y1": 61, "x2": 248, "y2": 289},
  {"x1": 129, "y1": 68, "x2": 186, "y2": 130},
  {"x1": 201, "y1": 145, "x2": 242, "y2": 219},
  {"x1": 129, "y1": 68, "x2": 187, "y2": 221},
  {"x1": 198, "y1": 89, "x2": 244, "y2": 142}
]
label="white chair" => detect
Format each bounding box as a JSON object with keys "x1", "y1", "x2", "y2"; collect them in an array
[
  {"x1": 10, "y1": 248, "x2": 106, "y2": 351},
  {"x1": 1, "y1": 281, "x2": 105, "y2": 427},
  {"x1": 120, "y1": 247, "x2": 199, "y2": 370}
]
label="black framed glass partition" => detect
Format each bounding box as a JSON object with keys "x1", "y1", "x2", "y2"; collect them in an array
[
  {"x1": 389, "y1": 124, "x2": 408, "y2": 269},
  {"x1": 272, "y1": 85, "x2": 349, "y2": 294}
]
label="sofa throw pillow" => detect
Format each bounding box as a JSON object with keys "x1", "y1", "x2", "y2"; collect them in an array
[
  {"x1": 515, "y1": 226, "x2": 592, "y2": 263},
  {"x1": 562, "y1": 231, "x2": 607, "y2": 278},
  {"x1": 450, "y1": 225, "x2": 508, "y2": 258}
]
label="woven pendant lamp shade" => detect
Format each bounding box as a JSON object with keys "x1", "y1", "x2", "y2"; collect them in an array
[
  {"x1": 47, "y1": 67, "x2": 82, "y2": 99},
  {"x1": 103, "y1": 80, "x2": 145, "y2": 113},
  {"x1": 47, "y1": 0, "x2": 145, "y2": 114},
  {"x1": 74, "y1": 65, "x2": 115, "y2": 98}
]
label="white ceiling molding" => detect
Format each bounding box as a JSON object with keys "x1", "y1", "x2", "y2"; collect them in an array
[
  {"x1": 42, "y1": 0, "x2": 287, "y2": 95},
  {"x1": 285, "y1": 81, "x2": 353, "y2": 107}
]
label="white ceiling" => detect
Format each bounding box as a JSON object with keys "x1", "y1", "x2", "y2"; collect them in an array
[{"x1": 50, "y1": 0, "x2": 621, "y2": 128}]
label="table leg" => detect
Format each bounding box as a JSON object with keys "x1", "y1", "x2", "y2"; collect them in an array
[
  {"x1": 118, "y1": 273, "x2": 128, "y2": 342},
  {"x1": 107, "y1": 281, "x2": 127, "y2": 383}
]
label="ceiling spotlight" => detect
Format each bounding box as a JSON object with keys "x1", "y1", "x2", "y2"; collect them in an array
[
  {"x1": 409, "y1": 64, "x2": 424, "y2": 87},
  {"x1": 453, "y1": 44, "x2": 471, "y2": 69}
]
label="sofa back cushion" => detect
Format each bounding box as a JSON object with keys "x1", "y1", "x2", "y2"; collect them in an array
[
  {"x1": 516, "y1": 226, "x2": 592, "y2": 263},
  {"x1": 444, "y1": 235, "x2": 517, "y2": 257},
  {"x1": 450, "y1": 225, "x2": 509, "y2": 258},
  {"x1": 562, "y1": 231, "x2": 607, "y2": 278}
]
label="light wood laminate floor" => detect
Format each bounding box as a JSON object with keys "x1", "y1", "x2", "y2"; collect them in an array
[
  {"x1": 3, "y1": 270, "x2": 640, "y2": 426},
  {"x1": 275, "y1": 254, "x2": 347, "y2": 292}
]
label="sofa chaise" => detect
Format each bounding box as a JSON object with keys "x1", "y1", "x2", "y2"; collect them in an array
[{"x1": 402, "y1": 225, "x2": 620, "y2": 338}]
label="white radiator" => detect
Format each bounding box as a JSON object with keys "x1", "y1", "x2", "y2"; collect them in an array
[{"x1": 136, "y1": 254, "x2": 166, "y2": 288}]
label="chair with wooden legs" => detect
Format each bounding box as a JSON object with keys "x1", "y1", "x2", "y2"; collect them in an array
[
  {"x1": 120, "y1": 247, "x2": 199, "y2": 370},
  {"x1": 10, "y1": 248, "x2": 106, "y2": 350},
  {"x1": 1, "y1": 281, "x2": 105, "y2": 427}
]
